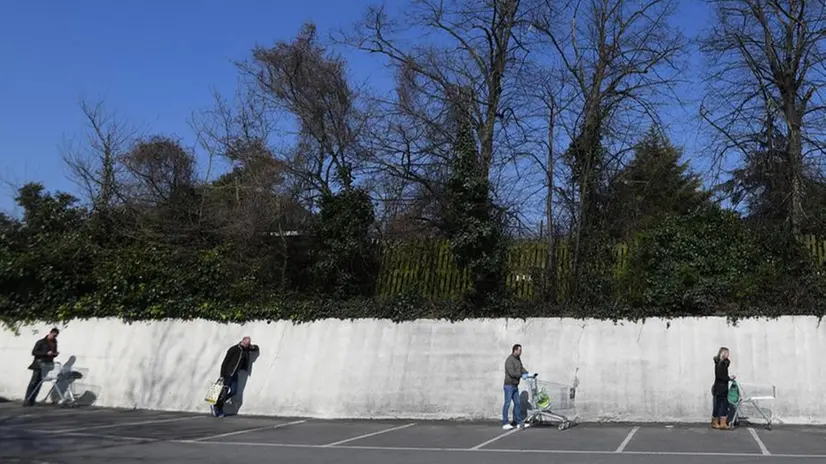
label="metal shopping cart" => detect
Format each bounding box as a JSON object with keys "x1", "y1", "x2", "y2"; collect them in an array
[
  {"x1": 728, "y1": 380, "x2": 776, "y2": 430},
  {"x1": 25, "y1": 362, "x2": 80, "y2": 407},
  {"x1": 520, "y1": 369, "x2": 579, "y2": 430}
]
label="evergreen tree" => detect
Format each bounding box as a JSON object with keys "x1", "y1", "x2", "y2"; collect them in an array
[
  {"x1": 724, "y1": 124, "x2": 826, "y2": 235},
  {"x1": 443, "y1": 120, "x2": 508, "y2": 304},
  {"x1": 607, "y1": 128, "x2": 710, "y2": 239}
]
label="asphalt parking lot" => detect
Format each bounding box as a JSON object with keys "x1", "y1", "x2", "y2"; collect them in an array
[{"x1": 2, "y1": 402, "x2": 825, "y2": 463}]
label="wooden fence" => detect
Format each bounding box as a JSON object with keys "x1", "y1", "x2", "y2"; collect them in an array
[{"x1": 375, "y1": 235, "x2": 826, "y2": 301}]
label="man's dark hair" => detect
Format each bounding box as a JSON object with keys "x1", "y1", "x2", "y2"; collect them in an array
[
  {"x1": 50, "y1": 328, "x2": 59, "y2": 335},
  {"x1": 512, "y1": 344, "x2": 521, "y2": 353}
]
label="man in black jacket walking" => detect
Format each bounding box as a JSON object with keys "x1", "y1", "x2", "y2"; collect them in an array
[
  {"x1": 211, "y1": 336, "x2": 259, "y2": 417},
  {"x1": 24, "y1": 328, "x2": 60, "y2": 406},
  {"x1": 503, "y1": 344, "x2": 534, "y2": 430}
]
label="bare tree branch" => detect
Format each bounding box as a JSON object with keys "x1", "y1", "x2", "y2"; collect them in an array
[{"x1": 60, "y1": 98, "x2": 137, "y2": 210}]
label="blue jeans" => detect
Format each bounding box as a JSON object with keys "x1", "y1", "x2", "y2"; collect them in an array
[
  {"x1": 224, "y1": 374, "x2": 239, "y2": 399},
  {"x1": 215, "y1": 373, "x2": 239, "y2": 410},
  {"x1": 712, "y1": 394, "x2": 728, "y2": 418},
  {"x1": 503, "y1": 385, "x2": 521, "y2": 425}
]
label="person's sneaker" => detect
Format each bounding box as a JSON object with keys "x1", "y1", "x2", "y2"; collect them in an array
[
  {"x1": 502, "y1": 423, "x2": 514, "y2": 430},
  {"x1": 518, "y1": 423, "x2": 531, "y2": 430},
  {"x1": 210, "y1": 405, "x2": 218, "y2": 417}
]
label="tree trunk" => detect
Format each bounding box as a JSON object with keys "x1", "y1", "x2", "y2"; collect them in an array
[
  {"x1": 787, "y1": 119, "x2": 803, "y2": 236},
  {"x1": 546, "y1": 106, "x2": 557, "y2": 303}
]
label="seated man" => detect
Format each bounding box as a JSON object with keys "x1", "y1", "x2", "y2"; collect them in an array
[{"x1": 211, "y1": 336, "x2": 259, "y2": 417}]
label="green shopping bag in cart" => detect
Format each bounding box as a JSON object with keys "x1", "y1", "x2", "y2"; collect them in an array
[
  {"x1": 728, "y1": 380, "x2": 740, "y2": 405},
  {"x1": 535, "y1": 390, "x2": 551, "y2": 409}
]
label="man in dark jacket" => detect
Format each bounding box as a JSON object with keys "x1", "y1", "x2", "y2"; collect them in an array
[
  {"x1": 502, "y1": 344, "x2": 534, "y2": 430},
  {"x1": 211, "y1": 336, "x2": 259, "y2": 417},
  {"x1": 23, "y1": 328, "x2": 60, "y2": 406}
]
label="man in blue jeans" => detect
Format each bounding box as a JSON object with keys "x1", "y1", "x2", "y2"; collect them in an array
[
  {"x1": 211, "y1": 336, "x2": 259, "y2": 417},
  {"x1": 502, "y1": 344, "x2": 535, "y2": 430}
]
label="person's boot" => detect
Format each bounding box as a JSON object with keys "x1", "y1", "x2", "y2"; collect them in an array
[
  {"x1": 719, "y1": 417, "x2": 729, "y2": 430},
  {"x1": 711, "y1": 418, "x2": 720, "y2": 429}
]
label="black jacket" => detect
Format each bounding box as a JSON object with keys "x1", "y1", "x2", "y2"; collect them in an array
[
  {"x1": 220, "y1": 343, "x2": 259, "y2": 378},
  {"x1": 712, "y1": 357, "x2": 730, "y2": 396},
  {"x1": 28, "y1": 336, "x2": 58, "y2": 370}
]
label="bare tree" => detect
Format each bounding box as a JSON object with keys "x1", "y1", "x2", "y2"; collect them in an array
[
  {"x1": 189, "y1": 87, "x2": 287, "y2": 218},
  {"x1": 120, "y1": 136, "x2": 197, "y2": 207},
  {"x1": 511, "y1": 60, "x2": 577, "y2": 298},
  {"x1": 531, "y1": 0, "x2": 684, "y2": 296},
  {"x1": 190, "y1": 84, "x2": 311, "y2": 291},
  {"x1": 700, "y1": 0, "x2": 826, "y2": 234},
  {"x1": 61, "y1": 98, "x2": 136, "y2": 211},
  {"x1": 105, "y1": 136, "x2": 204, "y2": 247},
  {"x1": 341, "y1": 0, "x2": 534, "y2": 232},
  {"x1": 240, "y1": 22, "x2": 372, "y2": 207}
]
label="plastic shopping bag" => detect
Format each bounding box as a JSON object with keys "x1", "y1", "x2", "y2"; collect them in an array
[
  {"x1": 727, "y1": 380, "x2": 740, "y2": 405},
  {"x1": 536, "y1": 390, "x2": 551, "y2": 409},
  {"x1": 204, "y1": 378, "x2": 224, "y2": 404}
]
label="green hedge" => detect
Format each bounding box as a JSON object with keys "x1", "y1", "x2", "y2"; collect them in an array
[
  {"x1": 6, "y1": 291, "x2": 825, "y2": 331},
  {"x1": 2, "y1": 186, "x2": 825, "y2": 329}
]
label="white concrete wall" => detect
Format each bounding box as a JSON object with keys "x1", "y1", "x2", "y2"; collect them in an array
[{"x1": 0, "y1": 316, "x2": 823, "y2": 424}]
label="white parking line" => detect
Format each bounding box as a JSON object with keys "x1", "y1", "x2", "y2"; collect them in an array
[
  {"x1": 749, "y1": 427, "x2": 771, "y2": 456},
  {"x1": 59, "y1": 431, "x2": 162, "y2": 442},
  {"x1": 1, "y1": 427, "x2": 159, "y2": 442},
  {"x1": 322, "y1": 423, "x2": 417, "y2": 447},
  {"x1": 53, "y1": 415, "x2": 201, "y2": 433},
  {"x1": 7, "y1": 407, "x2": 107, "y2": 421},
  {"x1": 187, "y1": 419, "x2": 307, "y2": 442},
  {"x1": 181, "y1": 440, "x2": 826, "y2": 458},
  {"x1": 469, "y1": 429, "x2": 518, "y2": 450},
  {"x1": 615, "y1": 426, "x2": 639, "y2": 453}
]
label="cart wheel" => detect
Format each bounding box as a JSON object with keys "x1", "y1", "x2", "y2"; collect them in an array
[
  {"x1": 766, "y1": 424, "x2": 772, "y2": 431},
  {"x1": 558, "y1": 423, "x2": 567, "y2": 431}
]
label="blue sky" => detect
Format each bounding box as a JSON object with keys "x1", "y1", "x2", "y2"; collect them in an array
[{"x1": 0, "y1": 0, "x2": 711, "y2": 215}]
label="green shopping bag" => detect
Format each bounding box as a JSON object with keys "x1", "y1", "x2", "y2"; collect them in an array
[
  {"x1": 536, "y1": 390, "x2": 551, "y2": 409},
  {"x1": 728, "y1": 380, "x2": 740, "y2": 405}
]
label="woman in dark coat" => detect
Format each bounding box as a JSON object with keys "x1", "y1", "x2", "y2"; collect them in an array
[{"x1": 711, "y1": 347, "x2": 735, "y2": 430}]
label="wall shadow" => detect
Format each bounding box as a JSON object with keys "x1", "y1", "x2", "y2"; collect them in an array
[
  {"x1": 222, "y1": 350, "x2": 260, "y2": 416},
  {"x1": 1, "y1": 426, "x2": 154, "y2": 462},
  {"x1": 72, "y1": 384, "x2": 101, "y2": 407},
  {"x1": 129, "y1": 322, "x2": 200, "y2": 411}
]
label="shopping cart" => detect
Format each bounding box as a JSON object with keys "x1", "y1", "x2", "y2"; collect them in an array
[
  {"x1": 25, "y1": 362, "x2": 79, "y2": 407},
  {"x1": 520, "y1": 369, "x2": 579, "y2": 430},
  {"x1": 728, "y1": 380, "x2": 775, "y2": 430}
]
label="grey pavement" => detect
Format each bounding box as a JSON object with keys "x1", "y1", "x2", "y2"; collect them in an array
[{"x1": 1, "y1": 402, "x2": 825, "y2": 463}]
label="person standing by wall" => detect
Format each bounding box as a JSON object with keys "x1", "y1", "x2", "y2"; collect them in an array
[
  {"x1": 503, "y1": 344, "x2": 534, "y2": 430},
  {"x1": 23, "y1": 328, "x2": 60, "y2": 406},
  {"x1": 212, "y1": 336, "x2": 259, "y2": 417},
  {"x1": 711, "y1": 346, "x2": 735, "y2": 430}
]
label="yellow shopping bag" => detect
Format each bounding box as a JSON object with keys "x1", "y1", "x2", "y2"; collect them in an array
[{"x1": 204, "y1": 378, "x2": 224, "y2": 404}]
